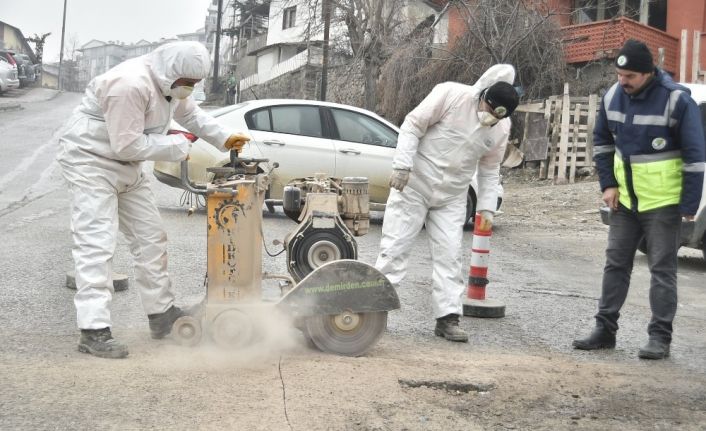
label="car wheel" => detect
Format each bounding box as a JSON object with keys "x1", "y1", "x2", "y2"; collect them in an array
[{"x1": 464, "y1": 187, "x2": 476, "y2": 229}]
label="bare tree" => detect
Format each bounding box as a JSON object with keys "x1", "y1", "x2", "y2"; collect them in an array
[
  {"x1": 378, "y1": 0, "x2": 566, "y2": 125},
  {"x1": 291, "y1": 0, "x2": 409, "y2": 110},
  {"x1": 60, "y1": 34, "x2": 82, "y2": 92},
  {"x1": 26, "y1": 32, "x2": 52, "y2": 65}
]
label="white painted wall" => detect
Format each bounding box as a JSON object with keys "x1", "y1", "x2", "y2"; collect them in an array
[
  {"x1": 267, "y1": 0, "x2": 347, "y2": 46},
  {"x1": 256, "y1": 48, "x2": 278, "y2": 73}
]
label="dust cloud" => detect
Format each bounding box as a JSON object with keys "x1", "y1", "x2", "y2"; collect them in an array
[{"x1": 147, "y1": 304, "x2": 311, "y2": 371}]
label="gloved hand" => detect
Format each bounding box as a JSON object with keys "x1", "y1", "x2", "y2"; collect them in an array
[
  {"x1": 224, "y1": 132, "x2": 251, "y2": 151},
  {"x1": 389, "y1": 169, "x2": 410, "y2": 192},
  {"x1": 477, "y1": 210, "x2": 494, "y2": 231}
]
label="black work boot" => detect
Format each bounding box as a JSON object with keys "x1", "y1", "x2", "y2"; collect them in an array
[
  {"x1": 148, "y1": 305, "x2": 184, "y2": 339},
  {"x1": 572, "y1": 327, "x2": 616, "y2": 350},
  {"x1": 638, "y1": 339, "x2": 670, "y2": 359},
  {"x1": 78, "y1": 328, "x2": 129, "y2": 359},
  {"x1": 434, "y1": 314, "x2": 469, "y2": 343}
]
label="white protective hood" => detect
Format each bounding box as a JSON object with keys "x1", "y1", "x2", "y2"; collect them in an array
[{"x1": 146, "y1": 41, "x2": 212, "y2": 97}]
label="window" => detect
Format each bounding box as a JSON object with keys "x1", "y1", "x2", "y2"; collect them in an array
[
  {"x1": 572, "y1": 0, "x2": 642, "y2": 24},
  {"x1": 270, "y1": 106, "x2": 323, "y2": 137},
  {"x1": 283, "y1": 6, "x2": 297, "y2": 30},
  {"x1": 330, "y1": 109, "x2": 398, "y2": 148},
  {"x1": 248, "y1": 108, "x2": 272, "y2": 131}
]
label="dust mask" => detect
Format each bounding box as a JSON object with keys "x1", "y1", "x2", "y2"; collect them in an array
[
  {"x1": 477, "y1": 111, "x2": 499, "y2": 127},
  {"x1": 170, "y1": 86, "x2": 194, "y2": 100}
]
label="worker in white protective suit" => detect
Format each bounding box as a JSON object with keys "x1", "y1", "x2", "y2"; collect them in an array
[
  {"x1": 375, "y1": 64, "x2": 519, "y2": 342},
  {"x1": 57, "y1": 41, "x2": 250, "y2": 359}
]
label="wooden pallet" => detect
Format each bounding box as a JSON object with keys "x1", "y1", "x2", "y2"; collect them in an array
[{"x1": 522, "y1": 84, "x2": 599, "y2": 184}]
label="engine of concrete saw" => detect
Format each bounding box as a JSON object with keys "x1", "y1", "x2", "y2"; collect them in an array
[
  {"x1": 172, "y1": 151, "x2": 399, "y2": 356},
  {"x1": 281, "y1": 174, "x2": 370, "y2": 282}
]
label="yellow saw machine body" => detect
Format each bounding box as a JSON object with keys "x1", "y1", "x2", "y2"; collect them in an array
[{"x1": 172, "y1": 152, "x2": 400, "y2": 356}]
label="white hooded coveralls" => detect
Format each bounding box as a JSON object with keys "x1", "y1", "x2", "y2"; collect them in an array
[
  {"x1": 375, "y1": 64, "x2": 514, "y2": 318},
  {"x1": 57, "y1": 42, "x2": 232, "y2": 330}
]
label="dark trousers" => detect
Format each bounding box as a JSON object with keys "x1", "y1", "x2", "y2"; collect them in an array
[{"x1": 596, "y1": 204, "x2": 681, "y2": 343}]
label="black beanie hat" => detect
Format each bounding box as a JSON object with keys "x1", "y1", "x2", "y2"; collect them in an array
[
  {"x1": 483, "y1": 82, "x2": 519, "y2": 118},
  {"x1": 615, "y1": 39, "x2": 654, "y2": 73}
]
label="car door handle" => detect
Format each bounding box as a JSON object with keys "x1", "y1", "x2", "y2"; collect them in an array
[
  {"x1": 263, "y1": 140, "x2": 286, "y2": 146},
  {"x1": 339, "y1": 148, "x2": 361, "y2": 155}
]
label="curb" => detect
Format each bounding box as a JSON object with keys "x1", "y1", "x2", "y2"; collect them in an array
[{"x1": 0, "y1": 102, "x2": 22, "y2": 112}]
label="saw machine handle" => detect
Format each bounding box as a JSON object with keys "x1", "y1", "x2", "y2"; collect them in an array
[
  {"x1": 230, "y1": 148, "x2": 238, "y2": 170},
  {"x1": 180, "y1": 160, "x2": 207, "y2": 196}
]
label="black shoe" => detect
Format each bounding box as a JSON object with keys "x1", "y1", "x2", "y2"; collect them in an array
[
  {"x1": 148, "y1": 305, "x2": 184, "y2": 339},
  {"x1": 638, "y1": 339, "x2": 670, "y2": 359},
  {"x1": 572, "y1": 327, "x2": 616, "y2": 350},
  {"x1": 78, "y1": 328, "x2": 129, "y2": 359},
  {"x1": 434, "y1": 314, "x2": 469, "y2": 343}
]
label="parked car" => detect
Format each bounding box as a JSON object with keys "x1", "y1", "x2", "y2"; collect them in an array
[
  {"x1": 154, "y1": 99, "x2": 502, "y2": 225},
  {"x1": 12, "y1": 53, "x2": 36, "y2": 87},
  {"x1": 599, "y1": 83, "x2": 706, "y2": 260},
  {"x1": 0, "y1": 57, "x2": 20, "y2": 93}
]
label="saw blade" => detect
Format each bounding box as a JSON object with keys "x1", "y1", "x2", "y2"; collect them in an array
[{"x1": 304, "y1": 310, "x2": 387, "y2": 357}]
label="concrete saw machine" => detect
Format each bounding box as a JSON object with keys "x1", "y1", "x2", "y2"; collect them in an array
[{"x1": 173, "y1": 150, "x2": 399, "y2": 356}]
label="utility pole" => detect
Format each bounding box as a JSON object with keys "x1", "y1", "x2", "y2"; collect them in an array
[
  {"x1": 211, "y1": 0, "x2": 223, "y2": 94},
  {"x1": 320, "y1": 0, "x2": 330, "y2": 101},
  {"x1": 58, "y1": 0, "x2": 68, "y2": 91}
]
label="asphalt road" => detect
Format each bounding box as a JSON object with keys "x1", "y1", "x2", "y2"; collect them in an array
[{"x1": 1, "y1": 90, "x2": 705, "y2": 430}]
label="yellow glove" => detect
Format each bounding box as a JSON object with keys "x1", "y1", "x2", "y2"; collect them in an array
[
  {"x1": 224, "y1": 133, "x2": 251, "y2": 151},
  {"x1": 477, "y1": 210, "x2": 494, "y2": 231}
]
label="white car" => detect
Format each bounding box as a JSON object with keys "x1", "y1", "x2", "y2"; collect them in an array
[
  {"x1": 0, "y1": 57, "x2": 20, "y2": 93},
  {"x1": 154, "y1": 99, "x2": 501, "y2": 225}
]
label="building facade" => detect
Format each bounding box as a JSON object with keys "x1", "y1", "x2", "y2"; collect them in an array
[
  {"x1": 0, "y1": 21, "x2": 38, "y2": 63},
  {"x1": 233, "y1": 0, "x2": 449, "y2": 96}
]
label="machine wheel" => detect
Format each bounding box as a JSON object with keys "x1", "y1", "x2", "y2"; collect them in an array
[
  {"x1": 172, "y1": 316, "x2": 203, "y2": 347},
  {"x1": 210, "y1": 309, "x2": 254, "y2": 349},
  {"x1": 291, "y1": 230, "x2": 355, "y2": 281},
  {"x1": 304, "y1": 310, "x2": 387, "y2": 357}
]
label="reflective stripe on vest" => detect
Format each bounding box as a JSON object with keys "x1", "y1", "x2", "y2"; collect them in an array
[
  {"x1": 614, "y1": 149, "x2": 683, "y2": 212},
  {"x1": 603, "y1": 85, "x2": 682, "y2": 127},
  {"x1": 603, "y1": 84, "x2": 625, "y2": 123},
  {"x1": 632, "y1": 90, "x2": 682, "y2": 127}
]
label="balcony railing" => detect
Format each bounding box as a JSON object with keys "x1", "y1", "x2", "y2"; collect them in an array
[
  {"x1": 240, "y1": 47, "x2": 323, "y2": 91},
  {"x1": 562, "y1": 17, "x2": 679, "y2": 74}
]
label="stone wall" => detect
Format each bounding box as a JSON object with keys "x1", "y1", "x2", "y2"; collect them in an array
[
  {"x1": 237, "y1": 61, "x2": 366, "y2": 108},
  {"x1": 238, "y1": 65, "x2": 321, "y2": 102}
]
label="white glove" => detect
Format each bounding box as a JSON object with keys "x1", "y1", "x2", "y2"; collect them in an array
[
  {"x1": 389, "y1": 169, "x2": 410, "y2": 192},
  {"x1": 478, "y1": 210, "x2": 494, "y2": 230}
]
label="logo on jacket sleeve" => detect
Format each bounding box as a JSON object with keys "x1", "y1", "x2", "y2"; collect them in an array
[{"x1": 651, "y1": 137, "x2": 667, "y2": 150}]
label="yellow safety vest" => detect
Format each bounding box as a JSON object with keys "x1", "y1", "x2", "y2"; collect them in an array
[{"x1": 614, "y1": 149, "x2": 683, "y2": 212}]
